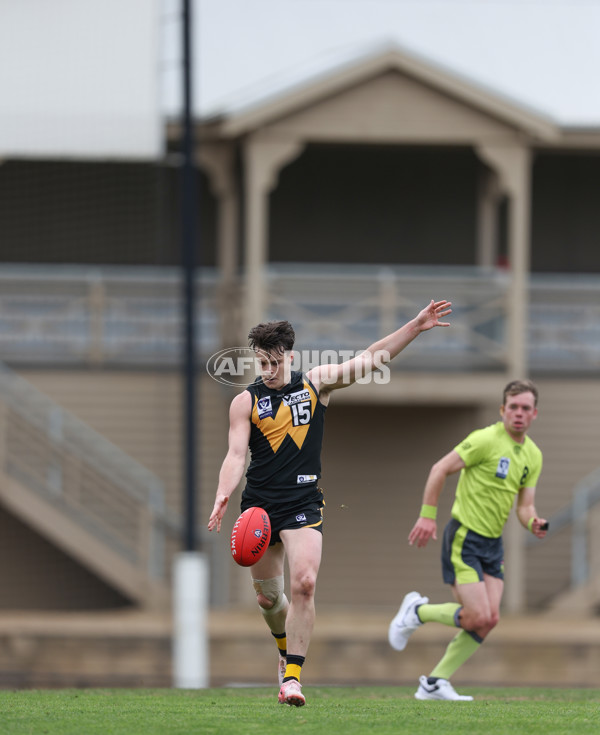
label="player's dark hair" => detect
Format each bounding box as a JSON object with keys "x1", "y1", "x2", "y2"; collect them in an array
[
  {"x1": 248, "y1": 320, "x2": 295, "y2": 354},
  {"x1": 503, "y1": 379, "x2": 539, "y2": 407}
]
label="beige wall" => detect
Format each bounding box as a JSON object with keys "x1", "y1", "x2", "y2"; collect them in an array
[
  {"x1": 316, "y1": 403, "x2": 478, "y2": 608},
  {"x1": 0, "y1": 505, "x2": 129, "y2": 610}
]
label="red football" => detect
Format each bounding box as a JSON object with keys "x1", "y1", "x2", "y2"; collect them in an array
[{"x1": 230, "y1": 507, "x2": 271, "y2": 567}]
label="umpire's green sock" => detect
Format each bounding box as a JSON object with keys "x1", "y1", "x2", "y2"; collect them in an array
[
  {"x1": 417, "y1": 602, "x2": 461, "y2": 627},
  {"x1": 429, "y1": 629, "x2": 483, "y2": 680}
]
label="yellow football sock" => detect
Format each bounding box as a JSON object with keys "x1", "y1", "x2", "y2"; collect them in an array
[
  {"x1": 284, "y1": 663, "x2": 302, "y2": 682},
  {"x1": 283, "y1": 654, "x2": 305, "y2": 683},
  {"x1": 272, "y1": 631, "x2": 287, "y2": 657}
]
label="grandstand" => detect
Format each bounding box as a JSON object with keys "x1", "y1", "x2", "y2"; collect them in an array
[{"x1": 1, "y1": 8, "x2": 600, "y2": 687}]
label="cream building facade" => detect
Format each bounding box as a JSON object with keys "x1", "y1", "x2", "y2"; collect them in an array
[
  {"x1": 188, "y1": 45, "x2": 600, "y2": 613},
  {"x1": 1, "y1": 45, "x2": 600, "y2": 621}
]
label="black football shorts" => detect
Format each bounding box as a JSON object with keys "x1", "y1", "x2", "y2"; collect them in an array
[
  {"x1": 441, "y1": 518, "x2": 504, "y2": 585},
  {"x1": 241, "y1": 487, "x2": 325, "y2": 545}
]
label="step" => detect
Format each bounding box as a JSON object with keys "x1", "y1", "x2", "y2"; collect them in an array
[{"x1": 0, "y1": 608, "x2": 598, "y2": 689}]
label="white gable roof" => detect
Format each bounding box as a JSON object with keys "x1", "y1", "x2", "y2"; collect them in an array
[{"x1": 202, "y1": 43, "x2": 559, "y2": 141}]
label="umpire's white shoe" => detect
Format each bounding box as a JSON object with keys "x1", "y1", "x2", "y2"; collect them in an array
[
  {"x1": 388, "y1": 591, "x2": 428, "y2": 651},
  {"x1": 414, "y1": 675, "x2": 473, "y2": 701}
]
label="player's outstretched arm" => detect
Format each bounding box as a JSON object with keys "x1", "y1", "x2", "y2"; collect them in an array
[
  {"x1": 208, "y1": 391, "x2": 251, "y2": 533},
  {"x1": 408, "y1": 450, "x2": 465, "y2": 548},
  {"x1": 309, "y1": 299, "x2": 451, "y2": 396}
]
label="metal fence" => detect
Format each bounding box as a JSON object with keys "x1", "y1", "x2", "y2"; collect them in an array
[{"x1": 0, "y1": 264, "x2": 599, "y2": 372}]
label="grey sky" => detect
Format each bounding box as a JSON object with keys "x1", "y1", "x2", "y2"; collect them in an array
[{"x1": 185, "y1": 0, "x2": 600, "y2": 125}]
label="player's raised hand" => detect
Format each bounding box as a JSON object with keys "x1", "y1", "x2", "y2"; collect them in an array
[
  {"x1": 416, "y1": 300, "x2": 452, "y2": 331},
  {"x1": 408, "y1": 516, "x2": 437, "y2": 548}
]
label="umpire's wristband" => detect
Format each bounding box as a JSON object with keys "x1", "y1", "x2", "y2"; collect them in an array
[
  {"x1": 527, "y1": 516, "x2": 535, "y2": 533},
  {"x1": 420, "y1": 504, "x2": 437, "y2": 520}
]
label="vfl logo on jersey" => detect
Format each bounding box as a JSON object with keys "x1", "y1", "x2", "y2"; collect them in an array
[
  {"x1": 496, "y1": 457, "x2": 510, "y2": 479},
  {"x1": 296, "y1": 513, "x2": 307, "y2": 523},
  {"x1": 282, "y1": 390, "x2": 311, "y2": 406},
  {"x1": 256, "y1": 396, "x2": 274, "y2": 419},
  {"x1": 297, "y1": 474, "x2": 317, "y2": 484}
]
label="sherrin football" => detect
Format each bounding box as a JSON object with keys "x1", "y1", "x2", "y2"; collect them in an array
[{"x1": 230, "y1": 507, "x2": 271, "y2": 567}]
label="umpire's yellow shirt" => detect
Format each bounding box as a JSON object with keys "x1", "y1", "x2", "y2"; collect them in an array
[{"x1": 451, "y1": 421, "x2": 543, "y2": 538}]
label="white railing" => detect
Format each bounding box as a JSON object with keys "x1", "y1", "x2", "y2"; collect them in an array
[
  {"x1": 266, "y1": 264, "x2": 509, "y2": 370},
  {"x1": 528, "y1": 273, "x2": 600, "y2": 372},
  {"x1": 0, "y1": 265, "x2": 218, "y2": 366},
  {"x1": 0, "y1": 264, "x2": 599, "y2": 372}
]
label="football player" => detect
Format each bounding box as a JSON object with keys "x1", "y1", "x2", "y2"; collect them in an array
[{"x1": 209, "y1": 300, "x2": 452, "y2": 705}]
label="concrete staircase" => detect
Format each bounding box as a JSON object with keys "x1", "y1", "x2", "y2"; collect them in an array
[{"x1": 0, "y1": 364, "x2": 173, "y2": 610}]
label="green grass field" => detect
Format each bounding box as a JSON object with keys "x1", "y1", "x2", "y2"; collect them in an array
[{"x1": 1, "y1": 686, "x2": 598, "y2": 735}]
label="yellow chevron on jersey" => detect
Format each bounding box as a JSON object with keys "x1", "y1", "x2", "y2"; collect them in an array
[{"x1": 251, "y1": 378, "x2": 318, "y2": 454}]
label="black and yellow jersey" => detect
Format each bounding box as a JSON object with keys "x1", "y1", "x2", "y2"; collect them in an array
[{"x1": 243, "y1": 371, "x2": 326, "y2": 503}]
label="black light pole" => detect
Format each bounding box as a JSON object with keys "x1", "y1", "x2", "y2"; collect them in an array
[
  {"x1": 173, "y1": 0, "x2": 208, "y2": 690},
  {"x1": 181, "y1": 0, "x2": 198, "y2": 552}
]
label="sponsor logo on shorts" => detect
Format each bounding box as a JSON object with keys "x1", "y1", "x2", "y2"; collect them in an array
[
  {"x1": 297, "y1": 474, "x2": 317, "y2": 484},
  {"x1": 296, "y1": 513, "x2": 307, "y2": 523},
  {"x1": 496, "y1": 457, "x2": 510, "y2": 479},
  {"x1": 257, "y1": 396, "x2": 274, "y2": 419}
]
